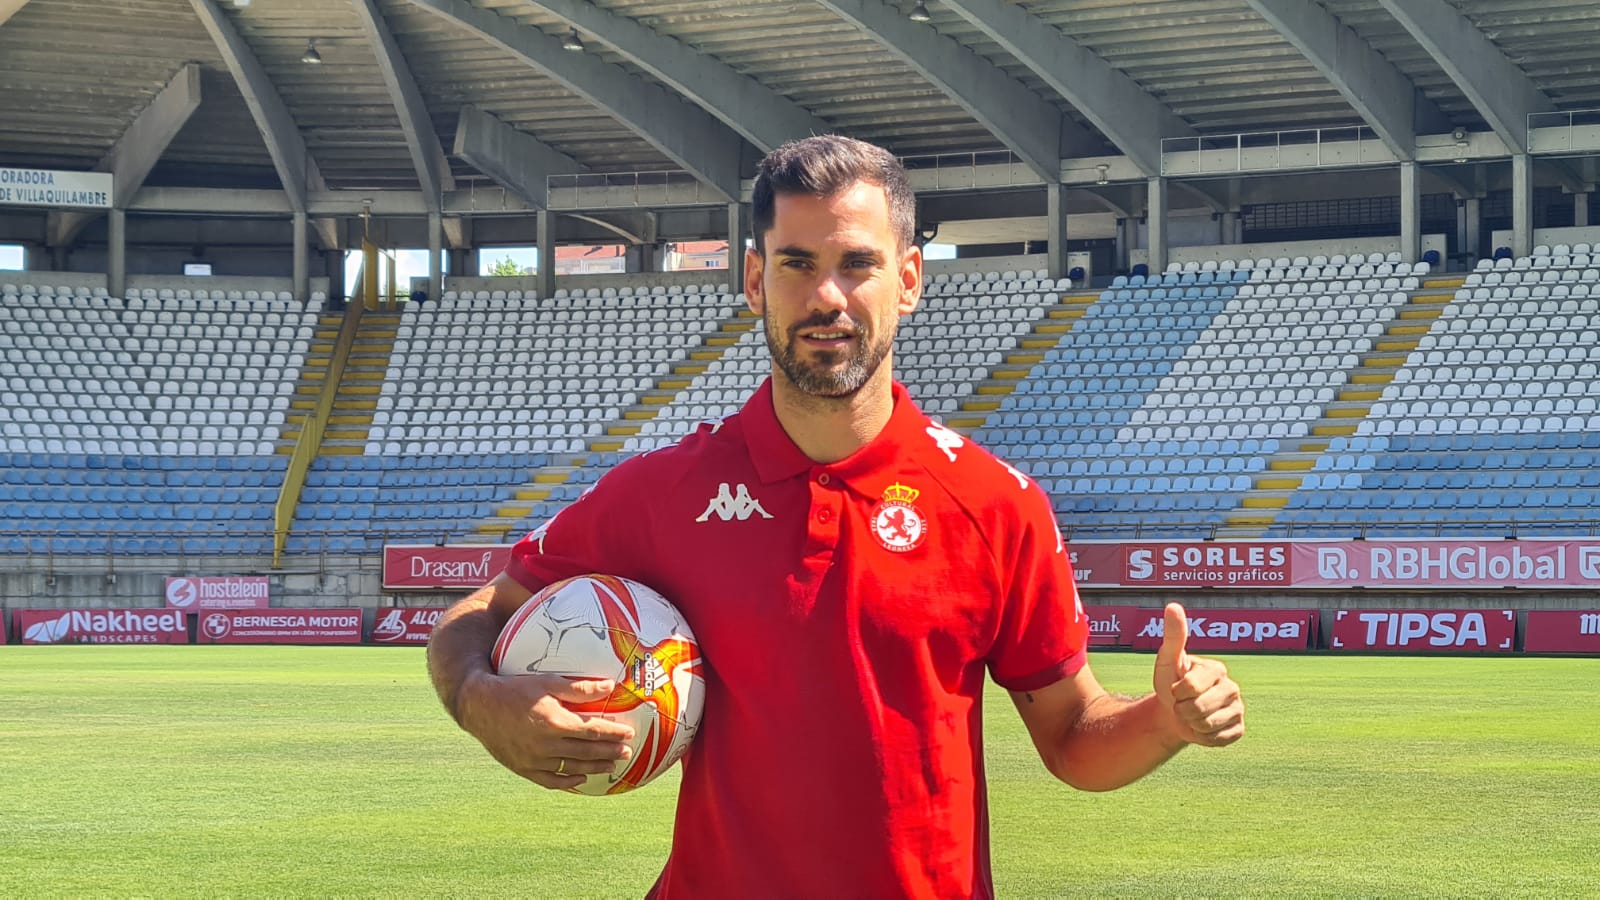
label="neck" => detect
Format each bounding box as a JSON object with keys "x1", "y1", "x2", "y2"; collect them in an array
[{"x1": 768, "y1": 363, "x2": 897, "y2": 464}]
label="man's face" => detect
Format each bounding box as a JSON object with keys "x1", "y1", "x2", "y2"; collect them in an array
[{"x1": 745, "y1": 181, "x2": 922, "y2": 399}]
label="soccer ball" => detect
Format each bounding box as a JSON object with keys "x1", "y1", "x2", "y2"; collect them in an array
[{"x1": 491, "y1": 574, "x2": 705, "y2": 795}]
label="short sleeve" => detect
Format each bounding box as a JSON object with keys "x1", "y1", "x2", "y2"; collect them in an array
[
  {"x1": 986, "y1": 481, "x2": 1089, "y2": 692},
  {"x1": 503, "y1": 455, "x2": 657, "y2": 593}
]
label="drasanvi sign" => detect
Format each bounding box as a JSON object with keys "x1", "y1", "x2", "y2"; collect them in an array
[{"x1": 0, "y1": 167, "x2": 112, "y2": 209}]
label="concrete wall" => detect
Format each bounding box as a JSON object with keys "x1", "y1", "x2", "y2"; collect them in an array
[
  {"x1": 1131, "y1": 233, "x2": 1449, "y2": 268},
  {"x1": 2, "y1": 269, "x2": 330, "y2": 299},
  {"x1": 1488, "y1": 225, "x2": 1600, "y2": 253},
  {"x1": 0, "y1": 558, "x2": 386, "y2": 613}
]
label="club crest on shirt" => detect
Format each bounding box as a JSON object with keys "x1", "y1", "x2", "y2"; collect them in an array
[{"x1": 870, "y1": 482, "x2": 927, "y2": 553}]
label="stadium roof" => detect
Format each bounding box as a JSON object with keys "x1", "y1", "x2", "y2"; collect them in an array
[{"x1": 2, "y1": 0, "x2": 1598, "y2": 223}]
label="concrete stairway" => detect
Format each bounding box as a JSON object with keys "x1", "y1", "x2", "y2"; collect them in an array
[
  {"x1": 942, "y1": 289, "x2": 1099, "y2": 434},
  {"x1": 277, "y1": 310, "x2": 399, "y2": 457},
  {"x1": 464, "y1": 309, "x2": 762, "y2": 542},
  {"x1": 1214, "y1": 275, "x2": 1464, "y2": 538}
]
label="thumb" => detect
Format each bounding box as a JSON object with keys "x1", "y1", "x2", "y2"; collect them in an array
[{"x1": 1158, "y1": 602, "x2": 1190, "y2": 671}]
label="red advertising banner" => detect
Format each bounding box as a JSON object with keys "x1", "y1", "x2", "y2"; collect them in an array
[
  {"x1": 1293, "y1": 540, "x2": 1600, "y2": 589},
  {"x1": 1067, "y1": 543, "x2": 1124, "y2": 588},
  {"x1": 196, "y1": 609, "x2": 363, "y2": 645},
  {"x1": 1523, "y1": 610, "x2": 1600, "y2": 654},
  {"x1": 1127, "y1": 607, "x2": 1317, "y2": 652},
  {"x1": 1082, "y1": 605, "x2": 1142, "y2": 647},
  {"x1": 16, "y1": 608, "x2": 188, "y2": 645},
  {"x1": 1119, "y1": 542, "x2": 1293, "y2": 588},
  {"x1": 1329, "y1": 609, "x2": 1515, "y2": 652},
  {"x1": 383, "y1": 545, "x2": 512, "y2": 590},
  {"x1": 165, "y1": 576, "x2": 270, "y2": 610},
  {"x1": 370, "y1": 607, "x2": 448, "y2": 645}
]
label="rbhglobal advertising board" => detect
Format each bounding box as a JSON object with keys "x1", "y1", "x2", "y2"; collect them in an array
[{"x1": 1068, "y1": 538, "x2": 1600, "y2": 591}]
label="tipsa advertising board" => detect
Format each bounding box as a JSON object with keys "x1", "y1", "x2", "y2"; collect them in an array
[{"x1": 1329, "y1": 609, "x2": 1516, "y2": 653}]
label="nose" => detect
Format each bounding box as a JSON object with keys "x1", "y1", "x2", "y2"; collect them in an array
[{"x1": 811, "y1": 273, "x2": 850, "y2": 313}]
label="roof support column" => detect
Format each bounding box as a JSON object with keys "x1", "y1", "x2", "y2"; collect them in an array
[
  {"x1": 1575, "y1": 192, "x2": 1590, "y2": 228},
  {"x1": 727, "y1": 202, "x2": 749, "y2": 292},
  {"x1": 428, "y1": 211, "x2": 444, "y2": 300},
  {"x1": 1046, "y1": 181, "x2": 1070, "y2": 281},
  {"x1": 107, "y1": 209, "x2": 126, "y2": 300},
  {"x1": 536, "y1": 209, "x2": 556, "y2": 299},
  {"x1": 1462, "y1": 196, "x2": 1482, "y2": 261},
  {"x1": 1147, "y1": 177, "x2": 1168, "y2": 275},
  {"x1": 1399, "y1": 161, "x2": 1420, "y2": 264},
  {"x1": 1512, "y1": 154, "x2": 1534, "y2": 258},
  {"x1": 292, "y1": 212, "x2": 309, "y2": 304}
]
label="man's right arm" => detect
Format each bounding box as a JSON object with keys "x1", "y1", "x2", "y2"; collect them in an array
[
  {"x1": 427, "y1": 572, "x2": 635, "y2": 790},
  {"x1": 426, "y1": 572, "x2": 527, "y2": 728}
]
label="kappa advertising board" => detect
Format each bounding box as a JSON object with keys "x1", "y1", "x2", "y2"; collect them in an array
[
  {"x1": 1330, "y1": 609, "x2": 1516, "y2": 652},
  {"x1": 370, "y1": 608, "x2": 449, "y2": 645},
  {"x1": 383, "y1": 545, "x2": 512, "y2": 590},
  {"x1": 197, "y1": 609, "x2": 363, "y2": 645},
  {"x1": 15, "y1": 608, "x2": 188, "y2": 645},
  {"x1": 1522, "y1": 610, "x2": 1600, "y2": 653},
  {"x1": 1128, "y1": 607, "x2": 1317, "y2": 652},
  {"x1": 165, "y1": 576, "x2": 270, "y2": 610}
]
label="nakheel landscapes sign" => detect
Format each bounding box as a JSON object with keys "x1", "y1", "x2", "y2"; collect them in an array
[
  {"x1": 165, "y1": 576, "x2": 270, "y2": 610},
  {"x1": 16, "y1": 608, "x2": 187, "y2": 645},
  {"x1": 0, "y1": 167, "x2": 112, "y2": 209}
]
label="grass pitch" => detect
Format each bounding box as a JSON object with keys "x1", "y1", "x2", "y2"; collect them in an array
[{"x1": 0, "y1": 646, "x2": 1593, "y2": 897}]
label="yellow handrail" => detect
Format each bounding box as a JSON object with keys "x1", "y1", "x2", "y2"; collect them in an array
[{"x1": 272, "y1": 289, "x2": 367, "y2": 566}]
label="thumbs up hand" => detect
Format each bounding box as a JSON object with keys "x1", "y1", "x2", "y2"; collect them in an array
[{"x1": 1153, "y1": 603, "x2": 1246, "y2": 747}]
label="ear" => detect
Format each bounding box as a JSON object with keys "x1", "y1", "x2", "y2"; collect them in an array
[
  {"x1": 744, "y1": 247, "x2": 765, "y2": 316},
  {"x1": 897, "y1": 243, "x2": 923, "y2": 316}
]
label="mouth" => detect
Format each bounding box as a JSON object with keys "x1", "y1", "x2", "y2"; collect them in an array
[{"x1": 797, "y1": 328, "x2": 857, "y2": 349}]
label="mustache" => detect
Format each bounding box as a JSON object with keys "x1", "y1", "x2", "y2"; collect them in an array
[{"x1": 789, "y1": 313, "x2": 860, "y2": 335}]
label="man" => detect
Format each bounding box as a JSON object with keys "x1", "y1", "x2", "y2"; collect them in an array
[{"x1": 428, "y1": 135, "x2": 1245, "y2": 898}]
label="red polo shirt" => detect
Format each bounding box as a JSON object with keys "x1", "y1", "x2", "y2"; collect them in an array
[{"x1": 505, "y1": 379, "x2": 1087, "y2": 898}]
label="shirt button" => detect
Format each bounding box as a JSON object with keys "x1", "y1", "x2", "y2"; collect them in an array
[
  {"x1": 818, "y1": 473, "x2": 831, "y2": 486},
  {"x1": 817, "y1": 508, "x2": 831, "y2": 523}
]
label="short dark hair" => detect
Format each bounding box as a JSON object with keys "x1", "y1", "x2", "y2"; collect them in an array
[{"x1": 750, "y1": 135, "x2": 915, "y2": 255}]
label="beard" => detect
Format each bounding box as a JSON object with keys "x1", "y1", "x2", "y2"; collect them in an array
[{"x1": 764, "y1": 309, "x2": 896, "y2": 399}]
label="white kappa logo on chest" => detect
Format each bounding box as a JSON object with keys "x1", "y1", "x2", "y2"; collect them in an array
[
  {"x1": 695, "y1": 482, "x2": 774, "y2": 522},
  {"x1": 871, "y1": 482, "x2": 928, "y2": 553}
]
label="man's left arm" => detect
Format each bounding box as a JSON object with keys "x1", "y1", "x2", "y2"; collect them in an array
[{"x1": 1011, "y1": 603, "x2": 1245, "y2": 792}]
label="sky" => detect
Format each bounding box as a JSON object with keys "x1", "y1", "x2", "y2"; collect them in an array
[{"x1": 0, "y1": 245, "x2": 23, "y2": 270}]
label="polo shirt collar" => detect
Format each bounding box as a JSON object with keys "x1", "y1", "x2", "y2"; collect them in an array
[{"x1": 742, "y1": 377, "x2": 927, "y2": 492}]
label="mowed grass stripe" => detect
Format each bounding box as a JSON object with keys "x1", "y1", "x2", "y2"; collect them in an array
[{"x1": 0, "y1": 648, "x2": 1594, "y2": 897}]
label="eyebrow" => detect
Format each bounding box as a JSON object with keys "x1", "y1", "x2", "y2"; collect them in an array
[{"x1": 772, "y1": 245, "x2": 887, "y2": 265}]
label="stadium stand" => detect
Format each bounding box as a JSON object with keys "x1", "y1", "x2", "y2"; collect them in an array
[
  {"x1": 283, "y1": 284, "x2": 741, "y2": 552},
  {"x1": 5, "y1": 245, "x2": 1600, "y2": 555},
  {"x1": 1274, "y1": 245, "x2": 1600, "y2": 538}
]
